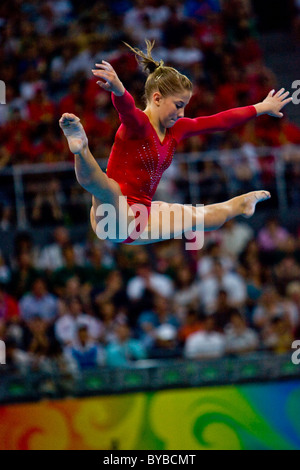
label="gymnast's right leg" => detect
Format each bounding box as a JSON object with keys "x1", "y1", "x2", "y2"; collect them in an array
[{"x1": 59, "y1": 113, "x2": 134, "y2": 241}]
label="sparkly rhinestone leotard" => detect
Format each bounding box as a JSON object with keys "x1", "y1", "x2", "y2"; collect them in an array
[{"x1": 106, "y1": 90, "x2": 257, "y2": 243}]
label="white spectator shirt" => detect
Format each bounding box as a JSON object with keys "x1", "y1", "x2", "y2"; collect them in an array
[
  {"x1": 37, "y1": 242, "x2": 85, "y2": 271},
  {"x1": 20, "y1": 293, "x2": 58, "y2": 322},
  {"x1": 184, "y1": 330, "x2": 225, "y2": 359},
  {"x1": 197, "y1": 255, "x2": 234, "y2": 279},
  {"x1": 37, "y1": 244, "x2": 64, "y2": 271},
  {"x1": 224, "y1": 325, "x2": 259, "y2": 353},
  {"x1": 253, "y1": 300, "x2": 299, "y2": 328},
  {"x1": 55, "y1": 313, "x2": 103, "y2": 344},
  {"x1": 198, "y1": 272, "x2": 247, "y2": 313},
  {"x1": 221, "y1": 222, "x2": 254, "y2": 257},
  {"x1": 127, "y1": 273, "x2": 174, "y2": 301},
  {"x1": 173, "y1": 284, "x2": 199, "y2": 310},
  {"x1": 168, "y1": 47, "x2": 204, "y2": 66}
]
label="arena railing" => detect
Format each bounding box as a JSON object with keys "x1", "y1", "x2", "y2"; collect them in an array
[
  {"x1": 2, "y1": 144, "x2": 298, "y2": 231},
  {"x1": 0, "y1": 352, "x2": 299, "y2": 404}
]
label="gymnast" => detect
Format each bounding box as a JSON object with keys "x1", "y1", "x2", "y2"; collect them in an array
[{"x1": 59, "y1": 40, "x2": 292, "y2": 247}]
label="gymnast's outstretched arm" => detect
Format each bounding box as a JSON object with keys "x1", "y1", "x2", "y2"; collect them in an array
[{"x1": 173, "y1": 88, "x2": 293, "y2": 141}]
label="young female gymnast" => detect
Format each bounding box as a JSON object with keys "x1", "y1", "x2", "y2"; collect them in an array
[{"x1": 59, "y1": 40, "x2": 292, "y2": 246}]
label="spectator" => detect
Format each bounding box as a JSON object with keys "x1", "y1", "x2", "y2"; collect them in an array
[
  {"x1": 36, "y1": 339, "x2": 77, "y2": 395},
  {"x1": 220, "y1": 218, "x2": 254, "y2": 258},
  {"x1": 257, "y1": 216, "x2": 291, "y2": 254},
  {"x1": 9, "y1": 252, "x2": 42, "y2": 299},
  {"x1": 273, "y1": 256, "x2": 300, "y2": 293},
  {"x1": 106, "y1": 320, "x2": 146, "y2": 367},
  {"x1": 0, "y1": 282, "x2": 19, "y2": 323},
  {"x1": 64, "y1": 325, "x2": 105, "y2": 371},
  {"x1": 37, "y1": 225, "x2": 84, "y2": 272},
  {"x1": 54, "y1": 296, "x2": 102, "y2": 345},
  {"x1": 123, "y1": 0, "x2": 151, "y2": 39},
  {"x1": 31, "y1": 178, "x2": 64, "y2": 227},
  {"x1": 286, "y1": 281, "x2": 300, "y2": 332},
  {"x1": 95, "y1": 301, "x2": 126, "y2": 345},
  {"x1": 51, "y1": 243, "x2": 87, "y2": 295},
  {"x1": 239, "y1": 238, "x2": 261, "y2": 269},
  {"x1": 126, "y1": 262, "x2": 174, "y2": 301},
  {"x1": 0, "y1": 195, "x2": 13, "y2": 231},
  {"x1": 66, "y1": 296, "x2": 102, "y2": 340},
  {"x1": 184, "y1": 315, "x2": 226, "y2": 359},
  {"x1": 42, "y1": 339, "x2": 76, "y2": 378},
  {"x1": 197, "y1": 241, "x2": 234, "y2": 280},
  {"x1": 2, "y1": 337, "x2": 31, "y2": 375},
  {"x1": 32, "y1": 127, "x2": 67, "y2": 164},
  {"x1": 198, "y1": 260, "x2": 247, "y2": 314},
  {"x1": 262, "y1": 316, "x2": 294, "y2": 354},
  {"x1": 173, "y1": 265, "x2": 199, "y2": 320},
  {"x1": 149, "y1": 323, "x2": 181, "y2": 359},
  {"x1": 253, "y1": 286, "x2": 298, "y2": 335},
  {"x1": 12, "y1": 231, "x2": 40, "y2": 265},
  {"x1": 178, "y1": 308, "x2": 204, "y2": 345},
  {"x1": 94, "y1": 270, "x2": 129, "y2": 311},
  {"x1": 19, "y1": 277, "x2": 58, "y2": 324},
  {"x1": 50, "y1": 41, "x2": 82, "y2": 85},
  {"x1": 24, "y1": 314, "x2": 51, "y2": 369},
  {"x1": 243, "y1": 259, "x2": 265, "y2": 323},
  {"x1": 224, "y1": 309, "x2": 259, "y2": 355},
  {"x1": 84, "y1": 244, "x2": 112, "y2": 291},
  {"x1": 213, "y1": 290, "x2": 236, "y2": 332},
  {"x1": 63, "y1": 276, "x2": 82, "y2": 300},
  {"x1": 27, "y1": 87, "x2": 56, "y2": 126},
  {"x1": 137, "y1": 294, "x2": 180, "y2": 350},
  {"x1": 168, "y1": 35, "x2": 204, "y2": 69}
]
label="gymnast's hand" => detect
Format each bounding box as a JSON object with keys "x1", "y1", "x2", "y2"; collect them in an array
[
  {"x1": 254, "y1": 88, "x2": 293, "y2": 118},
  {"x1": 92, "y1": 61, "x2": 125, "y2": 96}
]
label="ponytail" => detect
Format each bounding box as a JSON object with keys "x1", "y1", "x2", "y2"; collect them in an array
[
  {"x1": 124, "y1": 39, "x2": 193, "y2": 103},
  {"x1": 123, "y1": 39, "x2": 164, "y2": 75}
]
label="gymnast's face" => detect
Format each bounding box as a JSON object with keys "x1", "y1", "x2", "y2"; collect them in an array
[{"x1": 153, "y1": 90, "x2": 192, "y2": 128}]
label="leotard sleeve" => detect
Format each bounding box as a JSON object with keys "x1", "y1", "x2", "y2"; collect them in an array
[
  {"x1": 111, "y1": 89, "x2": 149, "y2": 139},
  {"x1": 173, "y1": 106, "x2": 257, "y2": 142}
]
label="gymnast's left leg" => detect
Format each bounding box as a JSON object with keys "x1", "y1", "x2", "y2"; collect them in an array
[
  {"x1": 202, "y1": 190, "x2": 271, "y2": 230},
  {"x1": 126, "y1": 190, "x2": 271, "y2": 245}
]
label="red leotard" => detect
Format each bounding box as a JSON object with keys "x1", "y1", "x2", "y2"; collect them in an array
[{"x1": 106, "y1": 89, "x2": 257, "y2": 242}]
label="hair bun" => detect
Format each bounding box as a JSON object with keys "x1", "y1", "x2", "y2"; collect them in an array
[{"x1": 146, "y1": 60, "x2": 163, "y2": 74}]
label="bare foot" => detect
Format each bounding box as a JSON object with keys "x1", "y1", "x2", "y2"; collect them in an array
[
  {"x1": 59, "y1": 113, "x2": 88, "y2": 154},
  {"x1": 241, "y1": 191, "x2": 271, "y2": 218}
]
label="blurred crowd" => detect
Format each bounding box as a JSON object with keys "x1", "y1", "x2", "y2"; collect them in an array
[
  {"x1": 0, "y1": 0, "x2": 300, "y2": 227},
  {"x1": 0, "y1": 0, "x2": 300, "y2": 167},
  {"x1": 1, "y1": 214, "x2": 300, "y2": 376},
  {"x1": 1, "y1": 0, "x2": 300, "y2": 378}
]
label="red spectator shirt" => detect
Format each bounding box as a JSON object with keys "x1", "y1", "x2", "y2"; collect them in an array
[{"x1": 0, "y1": 293, "x2": 20, "y2": 321}]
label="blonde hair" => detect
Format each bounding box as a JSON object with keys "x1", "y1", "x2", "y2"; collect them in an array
[{"x1": 124, "y1": 39, "x2": 193, "y2": 103}]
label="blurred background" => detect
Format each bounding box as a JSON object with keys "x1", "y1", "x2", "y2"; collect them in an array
[{"x1": 0, "y1": 0, "x2": 300, "y2": 450}]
